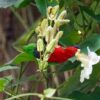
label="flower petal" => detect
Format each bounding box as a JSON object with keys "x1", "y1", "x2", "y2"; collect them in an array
[
  {"x1": 87, "y1": 47, "x2": 100, "y2": 65},
  {"x1": 80, "y1": 64, "x2": 92, "y2": 83}
]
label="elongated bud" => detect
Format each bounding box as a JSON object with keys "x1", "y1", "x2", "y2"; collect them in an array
[
  {"x1": 41, "y1": 19, "x2": 48, "y2": 28},
  {"x1": 45, "y1": 26, "x2": 54, "y2": 43},
  {"x1": 52, "y1": 5, "x2": 59, "y2": 15},
  {"x1": 41, "y1": 19, "x2": 48, "y2": 35},
  {"x1": 47, "y1": 5, "x2": 59, "y2": 20},
  {"x1": 37, "y1": 38, "x2": 44, "y2": 52},
  {"x1": 55, "y1": 31, "x2": 63, "y2": 43},
  {"x1": 43, "y1": 61, "x2": 48, "y2": 69},
  {"x1": 46, "y1": 39, "x2": 56, "y2": 53},
  {"x1": 39, "y1": 60, "x2": 48, "y2": 70},
  {"x1": 35, "y1": 26, "x2": 41, "y2": 34},
  {"x1": 58, "y1": 10, "x2": 67, "y2": 19},
  {"x1": 43, "y1": 54, "x2": 49, "y2": 61},
  {"x1": 55, "y1": 19, "x2": 70, "y2": 27}
]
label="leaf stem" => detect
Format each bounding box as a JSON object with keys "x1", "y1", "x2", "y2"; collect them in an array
[{"x1": 5, "y1": 93, "x2": 72, "y2": 100}]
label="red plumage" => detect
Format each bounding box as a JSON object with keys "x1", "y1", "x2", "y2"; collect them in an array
[{"x1": 48, "y1": 45, "x2": 78, "y2": 63}]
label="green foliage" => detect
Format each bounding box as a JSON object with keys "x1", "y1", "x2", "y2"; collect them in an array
[
  {"x1": 60, "y1": 30, "x2": 81, "y2": 46},
  {"x1": 58, "y1": 61, "x2": 80, "y2": 72},
  {"x1": 80, "y1": 33, "x2": 100, "y2": 52},
  {"x1": 10, "y1": 52, "x2": 36, "y2": 65},
  {"x1": 59, "y1": 67, "x2": 80, "y2": 96},
  {"x1": 35, "y1": 0, "x2": 47, "y2": 15},
  {"x1": 60, "y1": 63, "x2": 100, "y2": 97},
  {"x1": 80, "y1": 5, "x2": 100, "y2": 23},
  {"x1": 0, "y1": 65, "x2": 18, "y2": 73},
  {"x1": 35, "y1": 0, "x2": 58, "y2": 15},
  {"x1": 10, "y1": 43, "x2": 37, "y2": 65},
  {"x1": 14, "y1": 0, "x2": 33, "y2": 8},
  {"x1": 0, "y1": 76, "x2": 13, "y2": 92},
  {"x1": 44, "y1": 88, "x2": 56, "y2": 97},
  {"x1": 68, "y1": 87, "x2": 100, "y2": 100},
  {"x1": 23, "y1": 43, "x2": 36, "y2": 55}
]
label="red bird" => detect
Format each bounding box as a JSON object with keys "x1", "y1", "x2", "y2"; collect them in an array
[{"x1": 48, "y1": 45, "x2": 78, "y2": 63}]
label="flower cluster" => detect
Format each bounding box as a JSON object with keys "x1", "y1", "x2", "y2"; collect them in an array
[
  {"x1": 75, "y1": 47, "x2": 100, "y2": 83},
  {"x1": 35, "y1": 5, "x2": 70, "y2": 71}
]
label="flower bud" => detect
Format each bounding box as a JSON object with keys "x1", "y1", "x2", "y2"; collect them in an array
[
  {"x1": 47, "y1": 5, "x2": 59, "y2": 20},
  {"x1": 46, "y1": 39, "x2": 56, "y2": 53},
  {"x1": 35, "y1": 26, "x2": 41, "y2": 34},
  {"x1": 55, "y1": 19, "x2": 70, "y2": 27},
  {"x1": 43, "y1": 54, "x2": 49, "y2": 61},
  {"x1": 38, "y1": 60, "x2": 48, "y2": 70},
  {"x1": 58, "y1": 10, "x2": 67, "y2": 19},
  {"x1": 55, "y1": 31, "x2": 63, "y2": 43},
  {"x1": 41, "y1": 19, "x2": 48, "y2": 28},
  {"x1": 41, "y1": 19, "x2": 48, "y2": 36},
  {"x1": 52, "y1": 5, "x2": 59, "y2": 15},
  {"x1": 45, "y1": 26, "x2": 54, "y2": 43},
  {"x1": 43, "y1": 61, "x2": 48, "y2": 69},
  {"x1": 37, "y1": 38, "x2": 44, "y2": 52}
]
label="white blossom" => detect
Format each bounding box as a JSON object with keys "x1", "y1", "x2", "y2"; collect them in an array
[{"x1": 76, "y1": 47, "x2": 100, "y2": 83}]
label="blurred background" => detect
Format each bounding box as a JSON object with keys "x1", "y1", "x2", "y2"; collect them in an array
[{"x1": 0, "y1": 4, "x2": 41, "y2": 99}]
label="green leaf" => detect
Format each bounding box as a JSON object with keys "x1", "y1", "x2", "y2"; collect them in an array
[
  {"x1": 0, "y1": 76, "x2": 13, "y2": 92},
  {"x1": 80, "y1": 5, "x2": 100, "y2": 22},
  {"x1": 35, "y1": 0, "x2": 47, "y2": 15},
  {"x1": 68, "y1": 87, "x2": 100, "y2": 100},
  {"x1": 47, "y1": 0, "x2": 59, "y2": 6},
  {"x1": 0, "y1": 65, "x2": 18, "y2": 73},
  {"x1": 0, "y1": 0, "x2": 17, "y2": 8},
  {"x1": 80, "y1": 34, "x2": 100, "y2": 52},
  {"x1": 58, "y1": 61, "x2": 80, "y2": 72},
  {"x1": 10, "y1": 52, "x2": 36, "y2": 65},
  {"x1": 60, "y1": 63, "x2": 100, "y2": 97},
  {"x1": 59, "y1": 67, "x2": 80, "y2": 96},
  {"x1": 14, "y1": 0, "x2": 33, "y2": 8},
  {"x1": 35, "y1": 0, "x2": 58, "y2": 15},
  {"x1": 68, "y1": 91, "x2": 86, "y2": 100},
  {"x1": 60, "y1": 24, "x2": 81, "y2": 46},
  {"x1": 23, "y1": 43, "x2": 36, "y2": 55},
  {"x1": 44, "y1": 88, "x2": 56, "y2": 97}
]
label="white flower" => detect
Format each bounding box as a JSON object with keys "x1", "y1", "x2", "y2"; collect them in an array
[{"x1": 75, "y1": 47, "x2": 100, "y2": 83}]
